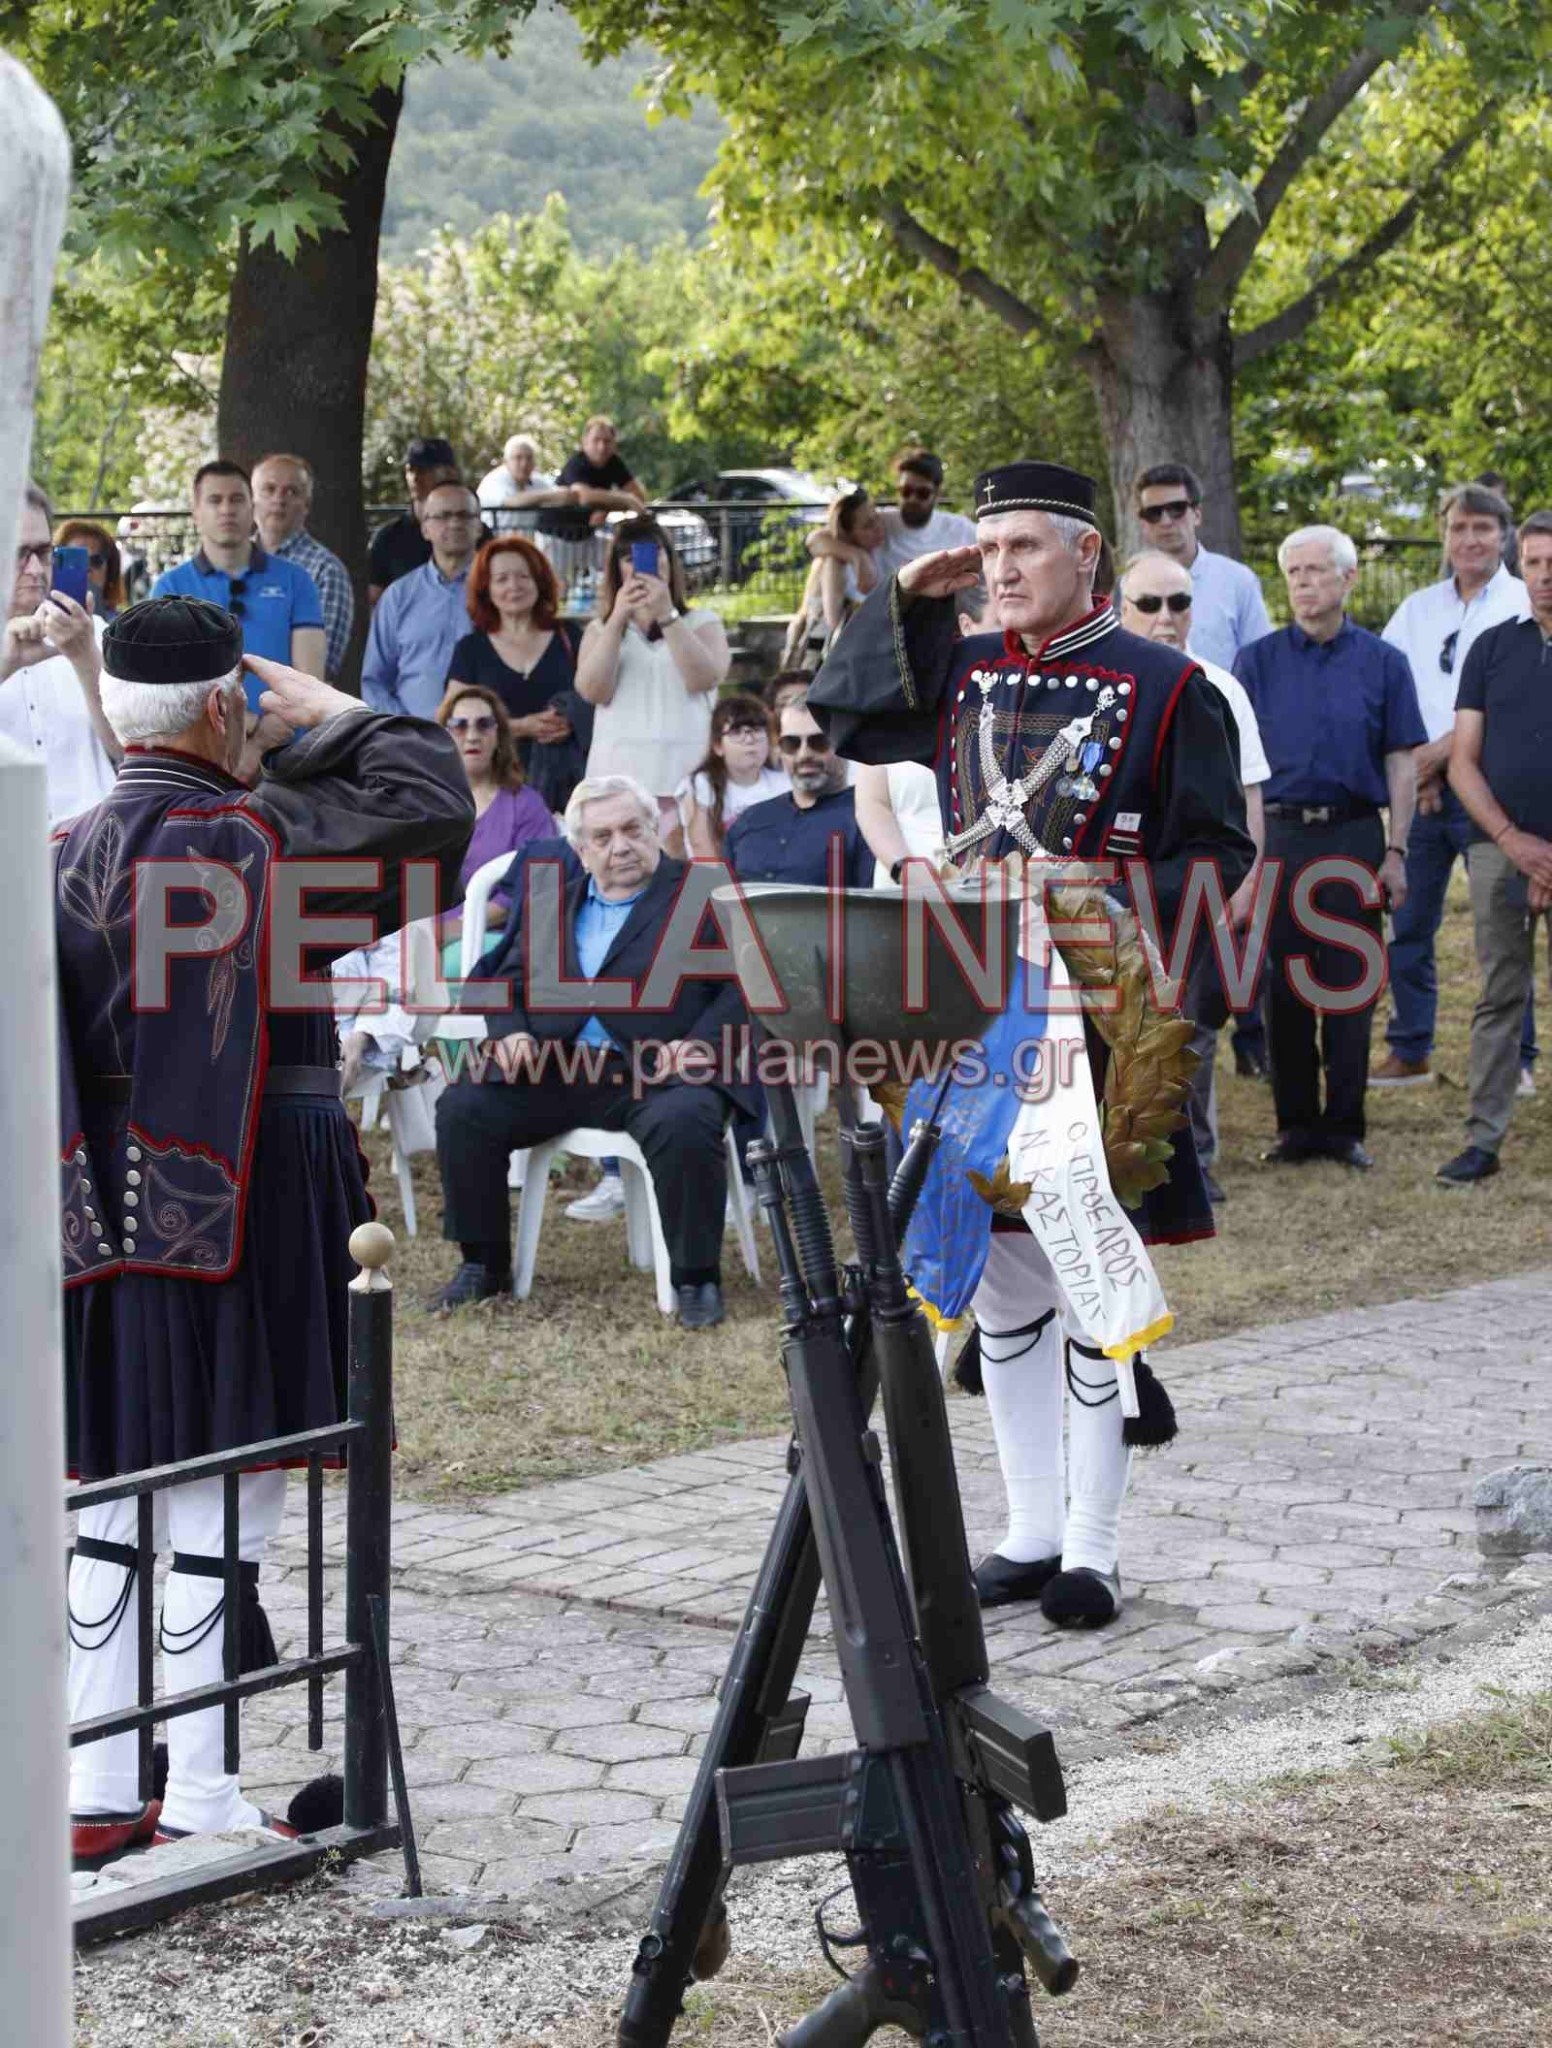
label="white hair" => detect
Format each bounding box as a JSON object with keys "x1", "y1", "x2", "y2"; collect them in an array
[
  {"x1": 99, "y1": 667, "x2": 244, "y2": 746},
  {"x1": 562, "y1": 773, "x2": 659, "y2": 847},
  {"x1": 504, "y1": 434, "x2": 538, "y2": 460},
  {"x1": 1277, "y1": 524, "x2": 1358, "y2": 575},
  {"x1": 1117, "y1": 548, "x2": 1190, "y2": 602}
]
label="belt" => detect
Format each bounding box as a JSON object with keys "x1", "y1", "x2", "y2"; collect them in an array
[
  {"x1": 83, "y1": 1064, "x2": 343, "y2": 1106},
  {"x1": 1264, "y1": 801, "x2": 1380, "y2": 826}
]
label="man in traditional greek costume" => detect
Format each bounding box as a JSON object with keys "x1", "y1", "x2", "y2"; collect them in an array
[
  {"x1": 810, "y1": 462, "x2": 1253, "y2": 1625},
  {"x1": 61, "y1": 597, "x2": 472, "y2": 1861}
]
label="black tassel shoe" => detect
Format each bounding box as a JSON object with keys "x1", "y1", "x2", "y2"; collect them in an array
[
  {"x1": 1041, "y1": 1566, "x2": 1122, "y2": 1628},
  {"x1": 973, "y1": 1552, "x2": 1062, "y2": 1608}
]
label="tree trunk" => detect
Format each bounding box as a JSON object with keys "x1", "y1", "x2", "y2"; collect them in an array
[
  {"x1": 1083, "y1": 288, "x2": 1242, "y2": 560},
  {"x1": 217, "y1": 83, "x2": 404, "y2": 689}
]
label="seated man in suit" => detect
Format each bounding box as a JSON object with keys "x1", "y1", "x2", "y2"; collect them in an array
[{"x1": 432, "y1": 774, "x2": 749, "y2": 1327}]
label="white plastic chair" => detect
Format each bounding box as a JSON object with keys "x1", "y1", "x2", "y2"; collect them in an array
[
  {"x1": 457, "y1": 849, "x2": 760, "y2": 1303},
  {"x1": 347, "y1": 919, "x2": 446, "y2": 1237}
]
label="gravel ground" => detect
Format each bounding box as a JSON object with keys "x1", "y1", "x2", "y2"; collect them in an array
[{"x1": 74, "y1": 1605, "x2": 1552, "y2": 2046}]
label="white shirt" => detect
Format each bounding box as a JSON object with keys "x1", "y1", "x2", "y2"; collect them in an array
[
  {"x1": 0, "y1": 617, "x2": 114, "y2": 828},
  {"x1": 1382, "y1": 563, "x2": 1530, "y2": 741},
  {"x1": 871, "y1": 761, "x2": 944, "y2": 886},
  {"x1": 585, "y1": 610, "x2": 724, "y2": 797},
  {"x1": 1192, "y1": 650, "x2": 1271, "y2": 787},
  {"x1": 1186, "y1": 545, "x2": 1274, "y2": 670},
  {"x1": 477, "y1": 463, "x2": 558, "y2": 533},
  {"x1": 676, "y1": 763, "x2": 788, "y2": 833},
  {"x1": 877, "y1": 505, "x2": 977, "y2": 577}
]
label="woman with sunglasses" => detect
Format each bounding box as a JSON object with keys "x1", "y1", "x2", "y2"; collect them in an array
[
  {"x1": 677, "y1": 692, "x2": 786, "y2": 857},
  {"x1": 54, "y1": 520, "x2": 127, "y2": 620},
  {"x1": 576, "y1": 515, "x2": 730, "y2": 850},
  {"x1": 432, "y1": 681, "x2": 556, "y2": 949}
]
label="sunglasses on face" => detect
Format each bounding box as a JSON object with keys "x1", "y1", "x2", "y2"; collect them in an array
[
  {"x1": 86, "y1": 553, "x2": 107, "y2": 569},
  {"x1": 1131, "y1": 591, "x2": 1192, "y2": 614},
  {"x1": 16, "y1": 543, "x2": 52, "y2": 569},
  {"x1": 1440, "y1": 629, "x2": 1460, "y2": 675},
  {"x1": 897, "y1": 482, "x2": 936, "y2": 502},
  {"x1": 778, "y1": 732, "x2": 833, "y2": 757},
  {"x1": 1138, "y1": 499, "x2": 1194, "y2": 524},
  {"x1": 449, "y1": 714, "x2": 498, "y2": 735}
]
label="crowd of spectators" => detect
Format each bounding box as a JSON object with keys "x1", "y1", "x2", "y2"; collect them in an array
[{"x1": 9, "y1": 428, "x2": 1549, "y2": 1324}]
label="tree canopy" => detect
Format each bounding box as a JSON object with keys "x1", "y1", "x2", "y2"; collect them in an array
[{"x1": 568, "y1": 0, "x2": 1551, "y2": 545}]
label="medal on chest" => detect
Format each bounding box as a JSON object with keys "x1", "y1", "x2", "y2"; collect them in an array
[{"x1": 943, "y1": 665, "x2": 1133, "y2": 861}]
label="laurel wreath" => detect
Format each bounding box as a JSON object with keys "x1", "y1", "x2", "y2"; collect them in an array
[{"x1": 873, "y1": 880, "x2": 1199, "y2": 1216}]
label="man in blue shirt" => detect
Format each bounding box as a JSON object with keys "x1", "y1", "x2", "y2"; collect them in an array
[
  {"x1": 362, "y1": 481, "x2": 482, "y2": 721},
  {"x1": 725, "y1": 697, "x2": 875, "y2": 887},
  {"x1": 432, "y1": 778, "x2": 754, "y2": 1328},
  {"x1": 1236, "y1": 525, "x2": 1424, "y2": 1167},
  {"x1": 152, "y1": 461, "x2": 325, "y2": 708},
  {"x1": 1135, "y1": 463, "x2": 1272, "y2": 672}
]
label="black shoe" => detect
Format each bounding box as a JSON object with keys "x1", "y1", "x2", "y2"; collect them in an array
[
  {"x1": 430, "y1": 1261, "x2": 509, "y2": 1311},
  {"x1": 1041, "y1": 1566, "x2": 1122, "y2": 1629},
  {"x1": 1436, "y1": 1145, "x2": 1500, "y2": 1187},
  {"x1": 1324, "y1": 1138, "x2": 1374, "y2": 1170},
  {"x1": 1202, "y1": 1168, "x2": 1226, "y2": 1204},
  {"x1": 974, "y1": 1553, "x2": 1062, "y2": 1608},
  {"x1": 1261, "y1": 1135, "x2": 1314, "y2": 1164},
  {"x1": 1233, "y1": 1045, "x2": 1269, "y2": 1080},
  {"x1": 675, "y1": 1281, "x2": 726, "y2": 1329}
]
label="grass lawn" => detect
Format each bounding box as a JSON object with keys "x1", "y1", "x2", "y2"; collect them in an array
[
  {"x1": 368, "y1": 873, "x2": 1549, "y2": 1498},
  {"x1": 538, "y1": 1687, "x2": 1552, "y2": 2046}
]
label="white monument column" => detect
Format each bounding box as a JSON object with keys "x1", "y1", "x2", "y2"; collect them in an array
[{"x1": 0, "y1": 50, "x2": 74, "y2": 2048}]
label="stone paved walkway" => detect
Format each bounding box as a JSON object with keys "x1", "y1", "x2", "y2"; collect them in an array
[{"x1": 87, "y1": 1269, "x2": 1552, "y2": 1903}]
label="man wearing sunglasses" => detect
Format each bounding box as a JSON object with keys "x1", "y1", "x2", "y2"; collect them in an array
[
  {"x1": 1373, "y1": 482, "x2": 1532, "y2": 1090},
  {"x1": 0, "y1": 480, "x2": 120, "y2": 826},
  {"x1": 1134, "y1": 463, "x2": 1272, "y2": 672},
  {"x1": 724, "y1": 696, "x2": 875, "y2": 887},
  {"x1": 152, "y1": 461, "x2": 326, "y2": 708},
  {"x1": 1119, "y1": 552, "x2": 1269, "y2": 1199},
  {"x1": 875, "y1": 448, "x2": 977, "y2": 579}
]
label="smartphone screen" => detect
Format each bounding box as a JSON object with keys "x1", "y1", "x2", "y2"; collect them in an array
[
  {"x1": 630, "y1": 540, "x2": 659, "y2": 579},
  {"x1": 51, "y1": 545, "x2": 91, "y2": 609}
]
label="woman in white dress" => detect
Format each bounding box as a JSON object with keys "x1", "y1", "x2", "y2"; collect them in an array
[{"x1": 576, "y1": 516, "x2": 731, "y2": 849}]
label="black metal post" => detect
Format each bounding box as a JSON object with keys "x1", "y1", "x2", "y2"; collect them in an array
[{"x1": 344, "y1": 1225, "x2": 395, "y2": 1833}]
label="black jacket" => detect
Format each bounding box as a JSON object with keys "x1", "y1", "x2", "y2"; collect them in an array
[{"x1": 471, "y1": 846, "x2": 756, "y2": 1109}]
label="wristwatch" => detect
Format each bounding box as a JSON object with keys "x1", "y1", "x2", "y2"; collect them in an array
[
  {"x1": 889, "y1": 858, "x2": 907, "y2": 884},
  {"x1": 1386, "y1": 842, "x2": 1407, "y2": 856}
]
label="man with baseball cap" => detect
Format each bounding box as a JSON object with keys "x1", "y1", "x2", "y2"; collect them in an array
[{"x1": 367, "y1": 435, "x2": 486, "y2": 601}]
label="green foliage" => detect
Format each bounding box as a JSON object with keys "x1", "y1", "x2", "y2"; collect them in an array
[
  {"x1": 383, "y1": 7, "x2": 723, "y2": 260},
  {"x1": 6, "y1": 1, "x2": 520, "y2": 271}
]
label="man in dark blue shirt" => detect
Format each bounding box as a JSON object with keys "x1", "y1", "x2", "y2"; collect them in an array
[
  {"x1": 1236, "y1": 526, "x2": 1424, "y2": 1167},
  {"x1": 725, "y1": 696, "x2": 875, "y2": 888},
  {"x1": 1437, "y1": 512, "x2": 1552, "y2": 1184}
]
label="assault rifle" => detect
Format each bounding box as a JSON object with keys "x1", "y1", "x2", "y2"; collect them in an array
[{"x1": 617, "y1": 879, "x2": 1078, "y2": 2046}]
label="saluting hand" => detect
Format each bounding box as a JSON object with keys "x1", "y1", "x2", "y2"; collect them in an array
[
  {"x1": 897, "y1": 545, "x2": 984, "y2": 601},
  {"x1": 242, "y1": 653, "x2": 360, "y2": 730}
]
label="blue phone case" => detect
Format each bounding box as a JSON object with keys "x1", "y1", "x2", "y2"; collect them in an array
[
  {"x1": 630, "y1": 541, "x2": 658, "y2": 577},
  {"x1": 52, "y1": 545, "x2": 91, "y2": 608}
]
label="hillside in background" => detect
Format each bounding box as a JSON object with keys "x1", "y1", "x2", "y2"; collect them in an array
[{"x1": 383, "y1": 6, "x2": 723, "y2": 261}]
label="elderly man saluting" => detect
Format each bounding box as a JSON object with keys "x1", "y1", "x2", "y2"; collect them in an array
[
  {"x1": 432, "y1": 774, "x2": 754, "y2": 1328},
  {"x1": 810, "y1": 461, "x2": 1253, "y2": 1628},
  {"x1": 1235, "y1": 528, "x2": 1425, "y2": 1168},
  {"x1": 60, "y1": 599, "x2": 472, "y2": 1865}
]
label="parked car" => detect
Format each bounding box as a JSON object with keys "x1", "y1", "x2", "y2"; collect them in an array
[{"x1": 664, "y1": 468, "x2": 838, "y2": 584}]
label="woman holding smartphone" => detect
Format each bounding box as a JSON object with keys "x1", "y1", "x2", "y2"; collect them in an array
[{"x1": 575, "y1": 515, "x2": 730, "y2": 848}]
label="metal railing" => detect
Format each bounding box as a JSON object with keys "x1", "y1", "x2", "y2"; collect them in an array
[
  {"x1": 61, "y1": 503, "x2": 1444, "y2": 631},
  {"x1": 66, "y1": 1223, "x2": 416, "y2": 1943}
]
